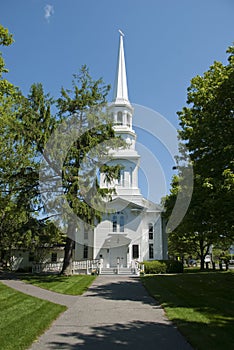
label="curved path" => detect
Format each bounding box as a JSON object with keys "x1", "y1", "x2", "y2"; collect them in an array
[{"x1": 1, "y1": 274, "x2": 193, "y2": 350}]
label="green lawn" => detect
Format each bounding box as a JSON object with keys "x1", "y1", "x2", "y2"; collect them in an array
[
  {"x1": 0, "y1": 282, "x2": 66, "y2": 350},
  {"x1": 21, "y1": 274, "x2": 96, "y2": 295},
  {"x1": 142, "y1": 271, "x2": 234, "y2": 350}
]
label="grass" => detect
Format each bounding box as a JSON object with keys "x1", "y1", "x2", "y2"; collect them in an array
[
  {"x1": 21, "y1": 273, "x2": 96, "y2": 295},
  {"x1": 142, "y1": 271, "x2": 234, "y2": 350},
  {"x1": 0, "y1": 282, "x2": 66, "y2": 350}
]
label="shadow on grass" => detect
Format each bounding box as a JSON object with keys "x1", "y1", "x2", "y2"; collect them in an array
[{"x1": 0, "y1": 272, "x2": 63, "y2": 283}]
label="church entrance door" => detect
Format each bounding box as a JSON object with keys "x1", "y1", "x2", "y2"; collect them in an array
[{"x1": 110, "y1": 245, "x2": 128, "y2": 267}]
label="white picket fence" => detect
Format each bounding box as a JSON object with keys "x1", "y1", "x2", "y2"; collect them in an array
[{"x1": 32, "y1": 259, "x2": 100, "y2": 274}]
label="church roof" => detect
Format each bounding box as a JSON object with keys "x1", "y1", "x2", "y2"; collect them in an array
[{"x1": 107, "y1": 196, "x2": 163, "y2": 213}]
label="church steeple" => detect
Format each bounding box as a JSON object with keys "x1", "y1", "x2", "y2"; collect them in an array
[
  {"x1": 109, "y1": 31, "x2": 134, "y2": 130},
  {"x1": 113, "y1": 30, "x2": 130, "y2": 105},
  {"x1": 101, "y1": 30, "x2": 141, "y2": 197}
]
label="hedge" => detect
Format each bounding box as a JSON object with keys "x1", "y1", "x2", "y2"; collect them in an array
[{"x1": 143, "y1": 260, "x2": 183, "y2": 274}]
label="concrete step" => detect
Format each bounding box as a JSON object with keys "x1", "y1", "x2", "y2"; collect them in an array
[{"x1": 100, "y1": 267, "x2": 137, "y2": 276}]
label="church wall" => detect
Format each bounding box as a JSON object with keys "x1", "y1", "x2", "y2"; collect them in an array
[
  {"x1": 140, "y1": 213, "x2": 163, "y2": 261},
  {"x1": 92, "y1": 206, "x2": 164, "y2": 265}
]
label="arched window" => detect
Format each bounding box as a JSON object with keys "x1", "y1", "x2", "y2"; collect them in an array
[
  {"x1": 117, "y1": 111, "x2": 123, "y2": 125},
  {"x1": 120, "y1": 216, "x2": 124, "y2": 232},
  {"x1": 148, "y1": 223, "x2": 154, "y2": 240}
]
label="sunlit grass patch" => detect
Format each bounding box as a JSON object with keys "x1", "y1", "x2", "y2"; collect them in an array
[
  {"x1": 21, "y1": 274, "x2": 96, "y2": 295},
  {"x1": 0, "y1": 282, "x2": 66, "y2": 350},
  {"x1": 142, "y1": 271, "x2": 234, "y2": 350}
]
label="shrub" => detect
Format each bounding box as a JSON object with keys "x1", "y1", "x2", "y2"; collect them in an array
[
  {"x1": 164, "y1": 260, "x2": 184, "y2": 273},
  {"x1": 144, "y1": 260, "x2": 167, "y2": 274},
  {"x1": 143, "y1": 260, "x2": 183, "y2": 274}
]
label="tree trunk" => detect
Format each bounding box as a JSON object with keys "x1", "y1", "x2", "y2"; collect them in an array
[
  {"x1": 211, "y1": 261, "x2": 216, "y2": 270},
  {"x1": 60, "y1": 236, "x2": 74, "y2": 275},
  {"x1": 200, "y1": 257, "x2": 205, "y2": 270}
]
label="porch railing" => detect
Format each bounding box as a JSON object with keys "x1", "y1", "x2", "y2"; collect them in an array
[
  {"x1": 31, "y1": 259, "x2": 144, "y2": 275},
  {"x1": 32, "y1": 259, "x2": 100, "y2": 274}
]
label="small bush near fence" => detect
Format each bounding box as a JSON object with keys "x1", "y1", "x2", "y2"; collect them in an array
[
  {"x1": 144, "y1": 261, "x2": 167, "y2": 274},
  {"x1": 144, "y1": 260, "x2": 183, "y2": 274}
]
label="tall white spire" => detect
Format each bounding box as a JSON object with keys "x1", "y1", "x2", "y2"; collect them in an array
[{"x1": 113, "y1": 30, "x2": 130, "y2": 104}]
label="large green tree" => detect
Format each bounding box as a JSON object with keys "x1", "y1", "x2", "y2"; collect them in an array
[
  {"x1": 40, "y1": 67, "x2": 123, "y2": 274},
  {"x1": 164, "y1": 45, "x2": 234, "y2": 269},
  {"x1": 0, "y1": 25, "x2": 34, "y2": 264},
  {"x1": 1, "y1": 24, "x2": 124, "y2": 274},
  {"x1": 0, "y1": 25, "x2": 63, "y2": 266}
]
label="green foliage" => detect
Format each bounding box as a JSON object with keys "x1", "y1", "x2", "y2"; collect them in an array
[
  {"x1": 0, "y1": 24, "x2": 124, "y2": 272},
  {"x1": 164, "y1": 44, "x2": 234, "y2": 268},
  {"x1": 164, "y1": 259, "x2": 184, "y2": 273},
  {"x1": 0, "y1": 24, "x2": 14, "y2": 77},
  {"x1": 42, "y1": 66, "x2": 125, "y2": 274},
  {"x1": 144, "y1": 260, "x2": 167, "y2": 274},
  {"x1": 144, "y1": 260, "x2": 183, "y2": 274},
  {"x1": 178, "y1": 45, "x2": 234, "y2": 237},
  {"x1": 0, "y1": 24, "x2": 43, "y2": 265}
]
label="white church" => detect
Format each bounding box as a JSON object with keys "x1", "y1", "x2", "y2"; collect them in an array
[
  {"x1": 9, "y1": 32, "x2": 167, "y2": 274},
  {"x1": 74, "y1": 32, "x2": 168, "y2": 271}
]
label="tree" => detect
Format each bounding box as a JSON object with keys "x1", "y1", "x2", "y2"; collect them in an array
[
  {"x1": 178, "y1": 45, "x2": 234, "y2": 238},
  {"x1": 164, "y1": 45, "x2": 234, "y2": 269},
  {"x1": 1, "y1": 24, "x2": 123, "y2": 273},
  {"x1": 0, "y1": 25, "x2": 63, "y2": 266},
  {"x1": 163, "y1": 174, "x2": 215, "y2": 269},
  {"x1": 0, "y1": 25, "x2": 34, "y2": 264},
  {"x1": 39, "y1": 67, "x2": 124, "y2": 275}
]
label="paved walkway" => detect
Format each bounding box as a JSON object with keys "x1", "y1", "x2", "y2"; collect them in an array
[{"x1": 1, "y1": 274, "x2": 193, "y2": 350}]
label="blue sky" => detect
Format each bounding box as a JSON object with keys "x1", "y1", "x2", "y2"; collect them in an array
[{"x1": 1, "y1": 0, "x2": 234, "y2": 202}]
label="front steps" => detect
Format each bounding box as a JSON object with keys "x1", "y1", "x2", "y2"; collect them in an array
[{"x1": 100, "y1": 267, "x2": 138, "y2": 276}]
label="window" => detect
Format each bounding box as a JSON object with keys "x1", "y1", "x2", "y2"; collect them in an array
[
  {"x1": 120, "y1": 215, "x2": 124, "y2": 232},
  {"x1": 127, "y1": 113, "x2": 130, "y2": 127},
  {"x1": 117, "y1": 111, "x2": 123, "y2": 125},
  {"x1": 83, "y1": 245, "x2": 88, "y2": 259},
  {"x1": 149, "y1": 244, "x2": 154, "y2": 259},
  {"x1": 51, "y1": 252, "x2": 57, "y2": 262},
  {"x1": 132, "y1": 245, "x2": 139, "y2": 259},
  {"x1": 129, "y1": 167, "x2": 133, "y2": 187},
  {"x1": 112, "y1": 215, "x2": 117, "y2": 232},
  {"x1": 118, "y1": 169, "x2": 124, "y2": 186},
  {"x1": 148, "y1": 223, "x2": 154, "y2": 240},
  {"x1": 84, "y1": 229, "x2": 88, "y2": 240}
]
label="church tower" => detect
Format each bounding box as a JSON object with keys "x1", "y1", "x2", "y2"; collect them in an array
[
  {"x1": 100, "y1": 31, "x2": 142, "y2": 200},
  {"x1": 79, "y1": 31, "x2": 167, "y2": 270}
]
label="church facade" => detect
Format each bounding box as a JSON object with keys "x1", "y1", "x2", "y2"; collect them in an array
[{"x1": 74, "y1": 33, "x2": 167, "y2": 269}]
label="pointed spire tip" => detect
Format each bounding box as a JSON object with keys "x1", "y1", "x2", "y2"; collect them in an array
[{"x1": 118, "y1": 29, "x2": 125, "y2": 37}]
